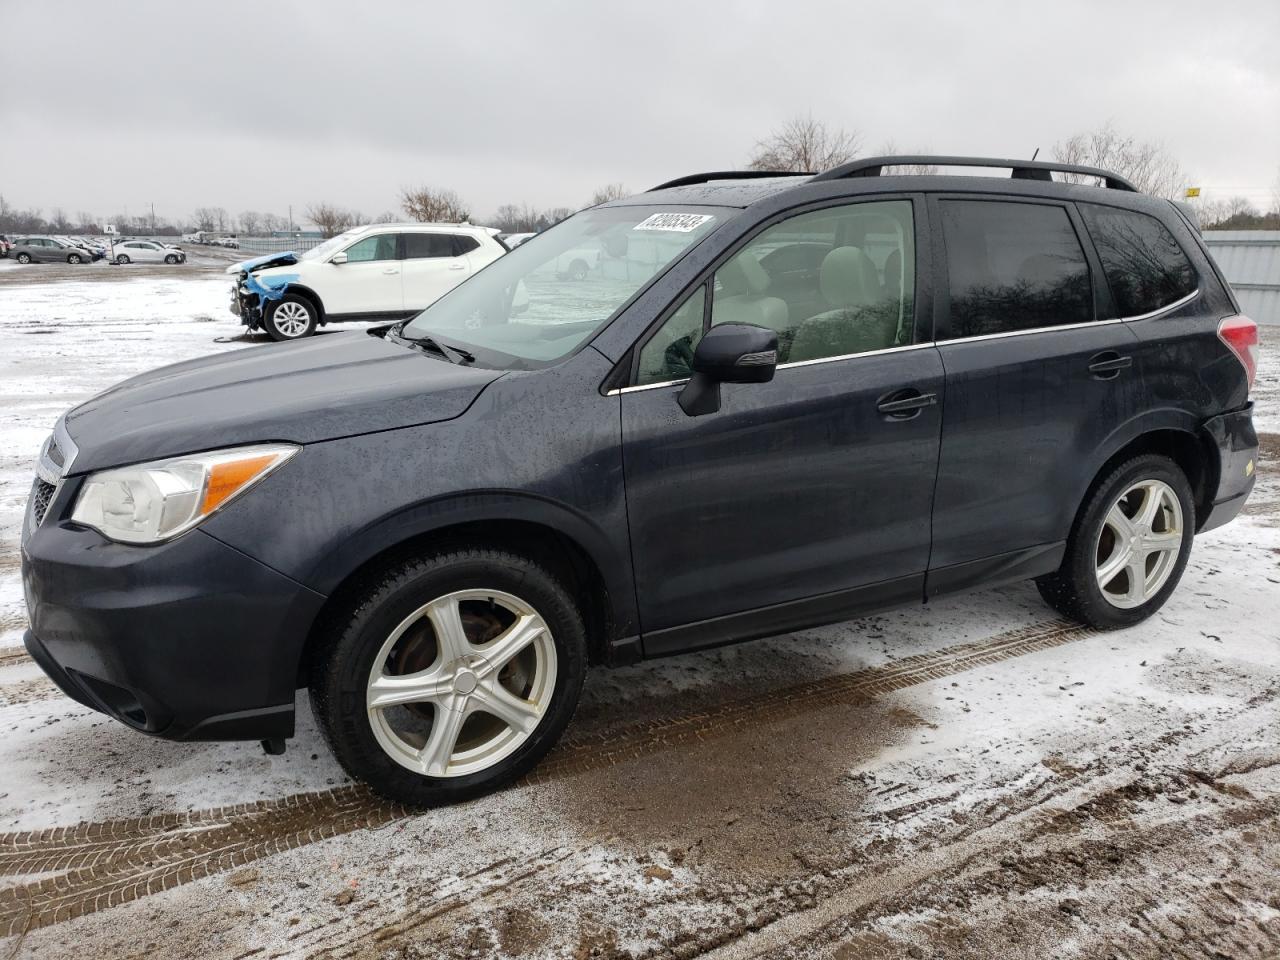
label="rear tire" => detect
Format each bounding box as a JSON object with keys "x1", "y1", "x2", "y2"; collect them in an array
[
  {"x1": 16, "y1": 253, "x2": 31, "y2": 264},
  {"x1": 309, "y1": 548, "x2": 587, "y2": 806},
  {"x1": 264, "y1": 294, "x2": 318, "y2": 340},
  {"x1": 568, "y1": 259, "x2": 589, "y2": 281},
  {"x1": 1036, "y1": 454, "x2": 1194, "y2": 629}
]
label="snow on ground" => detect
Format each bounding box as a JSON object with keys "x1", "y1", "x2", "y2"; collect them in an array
[{"x1": 0, "y1": 272, "x2": 1277, "y2": 959}]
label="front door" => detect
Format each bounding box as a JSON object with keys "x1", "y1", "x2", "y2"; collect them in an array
[
  {"x1": 620, "y1": 197, "x2": 943, "y2": 652},
  {"x1": 324, "y1": 231, "x2": 403, "y2": 315},
  {"x1": 927, "y1": 196, "x2": 1144, "y2": 584}
]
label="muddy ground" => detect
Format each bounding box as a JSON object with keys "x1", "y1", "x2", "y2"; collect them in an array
[{"x1": 0, "y1": 270, "x2": 1277, "y2": 959}]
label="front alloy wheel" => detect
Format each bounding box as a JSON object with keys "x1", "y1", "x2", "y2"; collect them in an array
[
  {"x1": 311, "y1": 549, "x2": 586, "y2": 806},
  {"x1": 367, "y1": 589, "x2": 557, "y2": 778}
]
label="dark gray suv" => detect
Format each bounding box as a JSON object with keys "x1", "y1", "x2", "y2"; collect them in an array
[{"x1": 21, "y1": 157, "x2": 1260, "y2": 805}]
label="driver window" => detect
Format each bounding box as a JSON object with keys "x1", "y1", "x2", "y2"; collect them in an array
[
  {"x1": 709, "y1": 200, "x2": 915, "y2": 363},
  {"x1": 344, "y1": 233, "x2": 397, "y2": 262}
]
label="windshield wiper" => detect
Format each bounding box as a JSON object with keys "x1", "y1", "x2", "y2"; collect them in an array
[{"x1": 388, "y1": 325, "x2": 475, "y2": 364}]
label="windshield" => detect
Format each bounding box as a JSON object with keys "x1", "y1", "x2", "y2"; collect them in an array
[
  {"x1": 400, "y1": 205, "x2": 728, "y2": 368},
  {"x1": 299, "y1": 229, "x2": 362, "y2": 262}
]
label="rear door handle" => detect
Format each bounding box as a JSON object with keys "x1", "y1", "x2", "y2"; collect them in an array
[
  {"x1": 1088, "y1": 352, "x2": 1132, "y2": 379},
  {"x1": 449, "y1": 262, "x2": 467, "y2": 270},
  {"x1": 382, "y1": 267, "x2": 400, "y2": 275},
  {"x1": 877, "y1": 389, "x2": 937, "y2": 419}
]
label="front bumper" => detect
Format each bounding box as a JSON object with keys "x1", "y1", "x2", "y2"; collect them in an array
[
  {"x1": 1199, "y1": 402, "x2": 1258, "y2": 533},
  {"x1": 21, "y1": 487, "x2": 325, "y2": 741}
]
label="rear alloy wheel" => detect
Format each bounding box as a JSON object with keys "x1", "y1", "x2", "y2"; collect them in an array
[
  {"x1": 1036, "y1": 454, "x2": 1194, "y2": 629},
  {"x1": 67, "y1": 253, "x2": 82, "y2": 264},
  {"x1": 568, "y1": 258, "x2": 589, "y2": 281},
  {"x1": 310, "y1": 549, "x2": 586, "y2": 806},
  {"x1": 16, "y1": 253, "x2": 31, "y2": 264},
  {"x1": 264, "y1": 295, "x2": 317, "y2": 340}
]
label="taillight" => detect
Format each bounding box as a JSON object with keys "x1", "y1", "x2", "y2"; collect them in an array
[{"x1": 1217, "y1": 314, "x2": 1259, "y2": 391}]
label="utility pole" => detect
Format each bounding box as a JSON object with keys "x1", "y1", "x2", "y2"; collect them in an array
[
  {"x1": 288, "y1": 204, "x2": 293, "y2": 233},
  {"x1": 150, "y1": 202, "x2": 156, "y2": 236}
]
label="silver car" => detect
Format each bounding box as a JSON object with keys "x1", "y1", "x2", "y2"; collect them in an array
[{"x1": 9, "y1": 236, "x2": 96, "y2": 264}]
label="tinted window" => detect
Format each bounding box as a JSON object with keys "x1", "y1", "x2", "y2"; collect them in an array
[
  {"x1": 1079, "y1": 204, "x2": 1197, "y2": 317},
  {"x1": 452, "y1": 235, "x2": 480, "y2": 256},
  {"x1": 344, "y1": 233, "x2": 397, "y2": 262},
  {"x1": 941, "y1": 201, "x2": 1092, "y2": 338},
  {"x1": 404, "y1": 233, "x2": 455, "y2": 259}
]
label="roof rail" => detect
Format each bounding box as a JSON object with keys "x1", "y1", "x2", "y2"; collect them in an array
[
  {"x1": 810, "y1": 155, "x2": 1139, "y2": 192},
  {"x1": 648, "y1": 170, "x2": 811, "y2": 192}
]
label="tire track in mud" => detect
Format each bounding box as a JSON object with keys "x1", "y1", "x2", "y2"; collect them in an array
[
  {"x1": 688, "y1": 701, "x2": 1280, "y2": 960},
  {"x1": 0, "y1": 676, "x2": 55, "y2": 708},
  {"x1": 0, "y1": 618, "x2": 1097, "y2": 938},
  {"x1": 0, "y1": 649, "x2": 31, "y2": 670}
]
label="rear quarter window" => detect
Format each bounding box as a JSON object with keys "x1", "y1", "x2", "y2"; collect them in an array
[{"x1": 1079, "y1": 204, "x2": 1197, "y2": 317}]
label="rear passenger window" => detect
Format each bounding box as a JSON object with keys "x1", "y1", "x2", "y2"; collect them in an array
[
  {"x1": 941, "y1": 201, "x2": 1093, "y2": 338},
  {"x1": 452, "y1": 235, "x2": 480, "y2": 256},
  {"x1": 404, "y1": 233, "x2": 455, "y2": 259},
  {"x1": 1079, "y1": 204, "x2": 1197, "y2": 317}
]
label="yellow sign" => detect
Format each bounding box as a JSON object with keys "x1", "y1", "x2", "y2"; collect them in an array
[{"x1": 1184, "y1": 187, "x2": 1201, "y2": 198}]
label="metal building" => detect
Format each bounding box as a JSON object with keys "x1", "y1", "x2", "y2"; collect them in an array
[{"x1": 1202, "y1": 231, "x2": 1280, "y2": 325}]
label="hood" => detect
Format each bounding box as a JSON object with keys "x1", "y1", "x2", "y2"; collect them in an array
[
  {"x1": 63, "y1": 331, "x2": 504, "y2": 472},
  {"x1": 225, "y1": 251, "x2": 299, "y2": 274}
]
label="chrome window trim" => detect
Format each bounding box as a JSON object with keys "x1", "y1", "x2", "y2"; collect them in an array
[
  {"x1": 1116, "y1": 288, "x2": 1199, "y2": 323},
  {"x1": 940, "y1": 317, "x2": 1124, "y2": 345}
]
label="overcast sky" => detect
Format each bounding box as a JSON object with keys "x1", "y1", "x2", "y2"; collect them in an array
[{"x1": 4, "y1": 0, "x2": 1277, "y2": 225}]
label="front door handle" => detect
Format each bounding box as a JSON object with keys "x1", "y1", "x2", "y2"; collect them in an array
[
  {"x1": 877, "y1": 389, "x2": 937, "y2": 419},
  {"x1": 382, "y1": 267, "x2": 400, "y2": 275},
  {"x1": 449, "y1": 262, "x2": 467, "y2": 270},
  {"x1": 1088, "y1": 352, "x2": 1132, "y2": 379}
]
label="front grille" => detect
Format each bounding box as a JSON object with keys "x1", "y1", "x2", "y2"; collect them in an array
[{"x1": 31, "y1": 478, "x2": 56, "y2": 526}]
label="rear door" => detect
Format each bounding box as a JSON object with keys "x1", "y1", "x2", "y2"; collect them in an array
[
  {"x1": 401, "y1": 232, "x2": 469, "y2": 309},
  {"x1": 620, "y1": 197, "x2": 944, "y2": 651},
  {"x1": 927, "y1": 195, "x2": 1143, "y2": 592}
]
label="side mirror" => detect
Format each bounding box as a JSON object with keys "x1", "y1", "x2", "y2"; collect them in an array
[
  {"x1": 678, "y1": 322, "x2": 778, "y2": 417},
  {"x1": 331, "y1": 251, "x2": 348, "y2": 264}
]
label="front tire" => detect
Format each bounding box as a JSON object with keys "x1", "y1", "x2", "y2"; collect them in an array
[
  {"x1": 310, "y1": 548, "x2": 587, "y2": 806},
  {"x1": 67, "y1": 253, "x2": 82, "y2": 264},
  {"x1": 115, "y1": 254, "x2": 130, "y2": 265},
  {"x1": 164, "y1": 254, "x2": 179, "y2": 264},
  {"x1": 264, "y1": 295, "x2": 317, "y2": 340},
  {"x1": 1036, "y1": 454, "x2": 1194, "y2": 629}
]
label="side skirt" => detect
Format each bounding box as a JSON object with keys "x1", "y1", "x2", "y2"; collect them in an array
[{"x1": 924, "y1": 541, "x2": 1065, "y2": 599}]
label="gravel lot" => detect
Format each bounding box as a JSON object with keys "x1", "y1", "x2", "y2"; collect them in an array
[{"x1": 0, "y1": 266, "x2": 1277, "y2": 959}]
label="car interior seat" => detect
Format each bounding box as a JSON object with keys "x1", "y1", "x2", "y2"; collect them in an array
[{"x1": 788, "y1": 246, "x2": 896, "y2": 362}]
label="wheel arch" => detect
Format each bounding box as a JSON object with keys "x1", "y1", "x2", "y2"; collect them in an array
[
  {"x1": 294, "y1": 498, "x2": 636, "y2": 686},
  {"x1": 1078, "y1": 412, "x2": 1219, "y2": 533}
]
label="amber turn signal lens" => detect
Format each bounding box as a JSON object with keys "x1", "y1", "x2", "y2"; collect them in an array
[{"x1": 201, "y1": 454, "x2": 283, "y2": 514}]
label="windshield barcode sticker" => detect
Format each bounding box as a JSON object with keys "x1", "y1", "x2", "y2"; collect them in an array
[{"x1": 633, "y1": 213, "x2": 715, "y2": 233}]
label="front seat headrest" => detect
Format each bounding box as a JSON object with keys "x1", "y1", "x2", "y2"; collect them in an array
[
  {"x1": 718, "y1": 252, "x2": 771, "y2": 297},
  {"x1": 819, "y1": 246, "x2": 879, "y2": 308}
]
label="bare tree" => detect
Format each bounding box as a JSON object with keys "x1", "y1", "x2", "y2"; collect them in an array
[
  {"x1": 875, "y1": 141, "x2": 939, "y2": 175},
  {"x1": 209, "y1": 207, "x2": 229, "y2": 233},
  {"x1": 1199, "y1": 195, "x2": 1261, "y2": 229},
  {"x1": 49, "y1": 208, "x2": 72, "y2": 232},
  {"x1": 400, "y1": 186, "x2": 469, "y2": 223},
  {"x1": 305, "y1": 203, "x2": 356, "y2": 238},
  {"x1": 192, "y1": 207, "x2": 218, "y2": 232},
  {"x1": 589, "y1": 183, "x2": 628, "y2": 206},
  {"x1": 238, "y1": 211, "x2": 262, "y2": 236},
  {"x1": 372, "y1": 210, "x2": 398, "y2": 223},
  {"x1": 261, "y1": 212, "x2": 288, "y2": 233},
  {"x1": 748, "y1": 114, "x2": 862, "y2": 172},
  {"x1": 1052, "y1": 123, "x2": 1186, "y2": 198}
]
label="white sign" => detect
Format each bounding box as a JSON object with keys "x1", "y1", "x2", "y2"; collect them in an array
[
  {"x1": 102, "y1": 224, "x2": 117, "y2": 235},
  {"x1": 633, "y1": 213, "x2": 714, "y2": 233}
]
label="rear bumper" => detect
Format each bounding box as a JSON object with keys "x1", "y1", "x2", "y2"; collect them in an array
[
  {"x1": 1199, "y1": 402, "x2": 1258, "y2": 533},
  {"x1": 21, "y1": 510, "x2": 325, "y2": 741}
]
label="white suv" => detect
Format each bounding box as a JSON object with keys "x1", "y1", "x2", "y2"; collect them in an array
[{"x1": 228, "y1": 222, "x2": 507, "y2": 340}]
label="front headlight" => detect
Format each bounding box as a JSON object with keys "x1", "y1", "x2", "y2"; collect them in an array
[{"x1": 70, "y1": 444, "x2": 298, "y2": 544}]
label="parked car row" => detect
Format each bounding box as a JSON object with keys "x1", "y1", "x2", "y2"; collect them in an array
[
  {"x1": 183, "y1": 234, "x2": 240, "y2": 248},
  {"x1": 2, "y1": 235, "x2": 187, "y2": 265}
]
